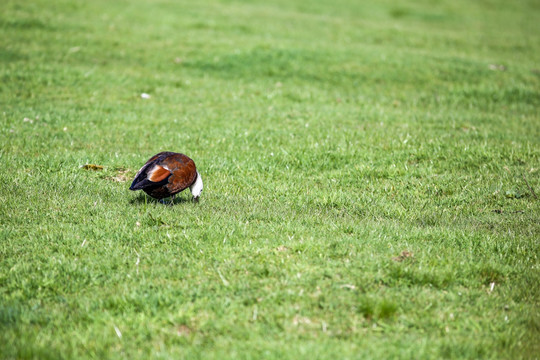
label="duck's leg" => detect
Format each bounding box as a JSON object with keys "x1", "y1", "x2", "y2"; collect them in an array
[{"x1": 158, "y1": 195, "x2": 175, "y2": 205}]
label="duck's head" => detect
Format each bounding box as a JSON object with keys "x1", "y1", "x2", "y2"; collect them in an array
[{"x1": 190, "y1": 171, "x2": 203, "y2": 201}]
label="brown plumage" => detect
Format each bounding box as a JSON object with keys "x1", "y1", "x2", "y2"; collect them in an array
[{"x1": 130, "y1": 152, "x2": 203, "y2": 201}]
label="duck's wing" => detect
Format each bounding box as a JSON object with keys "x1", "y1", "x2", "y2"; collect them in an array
[{"x1": 129, "y1": 152, "x2": 173, "y2": 191}]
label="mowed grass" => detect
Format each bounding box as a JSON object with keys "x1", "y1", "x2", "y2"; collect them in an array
[{"x1": 1, "y1": 0, "x2": 539, "y2": 358}]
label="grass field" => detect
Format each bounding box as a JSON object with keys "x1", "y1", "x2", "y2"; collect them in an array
[{"x1": 1, "y1": 0, "x2": 539, "y2": 358}]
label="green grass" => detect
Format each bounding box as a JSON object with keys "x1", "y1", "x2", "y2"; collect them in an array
[{"x1": 1, "y1": 0, "x2": 539, "y2": 358}]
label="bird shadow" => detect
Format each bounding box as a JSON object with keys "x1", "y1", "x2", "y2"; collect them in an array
[{"x1": 129, "y1": 193, "x2": 195, "y2": 206}]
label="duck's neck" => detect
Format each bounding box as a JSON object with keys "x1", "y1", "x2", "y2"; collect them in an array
[{"x1": 190, "y1": 172, "x2": 203, "y2": 198}]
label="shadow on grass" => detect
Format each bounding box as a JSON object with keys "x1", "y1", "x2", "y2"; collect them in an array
[{"x1": 129, "y1": 193, "x2": 195, "y2": 206}]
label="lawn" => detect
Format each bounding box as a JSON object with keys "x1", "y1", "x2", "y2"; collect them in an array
[{"x1": 0, "y1": 0, "x2": 539, "y2": 358}]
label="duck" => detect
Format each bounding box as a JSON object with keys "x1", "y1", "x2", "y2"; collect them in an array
[{"x1": 130, "y1": 151, "x2": 203, "y2": 202}]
